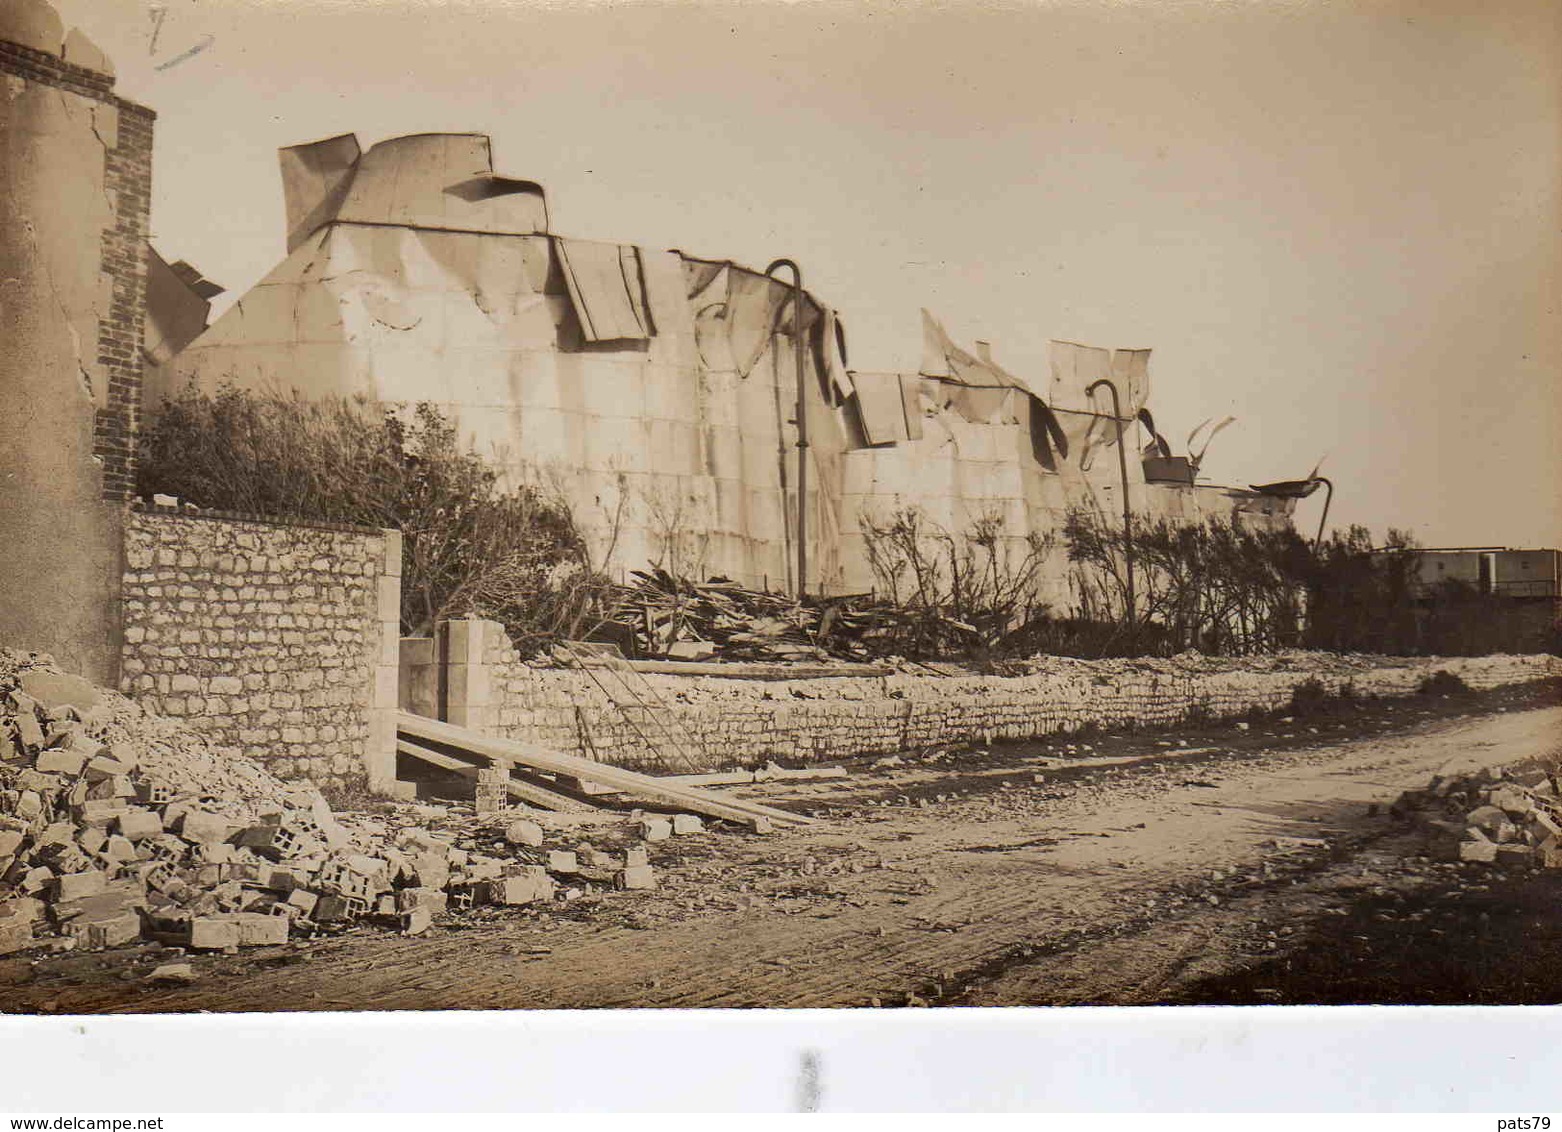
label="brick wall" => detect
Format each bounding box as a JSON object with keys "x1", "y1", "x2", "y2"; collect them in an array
[
  {"x1": 0, "y1": 36, "x2": 154, "y2": 501},
  {"x1": 431, "y1": 619, "x2": 1562, "y2": 772},
  {"x1": 120, "y1": 509, "x2": 402, "y2": 790}
]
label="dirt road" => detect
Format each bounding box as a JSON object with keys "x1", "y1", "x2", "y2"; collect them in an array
[{"x1": 6, "y1": 683, "x2": 1560, "y2": 1013}]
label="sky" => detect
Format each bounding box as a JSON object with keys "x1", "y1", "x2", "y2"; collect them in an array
[{"x1": 57, "y1": 0, "x2": 1562, "y2": 548}]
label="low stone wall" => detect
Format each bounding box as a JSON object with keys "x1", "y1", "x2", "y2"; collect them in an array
[
  {"x1": 119, "y1": 509, "x2": 401, "y2": 789},
  {"x1": 431, "y1": 619, "x2": 1562, "y2": 772}
]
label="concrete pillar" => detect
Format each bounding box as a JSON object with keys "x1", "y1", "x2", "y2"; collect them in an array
[
  {"x1": 441, "y1": 616, "x2": 501, "y2": 734},
  {"x1": 363, "y1": 529, "x2": 402, "y2": 794}
]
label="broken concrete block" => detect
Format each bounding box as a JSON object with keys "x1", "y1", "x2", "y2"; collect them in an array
[
  {"x1": 1495, "y1": 844, "x2": 1535, "y2": 867},
  {"x1": 0, "y1": 830, "x2": 26, "y2": 858},
  {"x1": 504, "y1": 819, "x2": 544, "y2": 847},
  {"x1": 671, "y1": 814, "x2": 704, "y2": 836},
  {"x1": 546, "y1": 850, "x2": 578, "y2": 874},
  {"x1": 189, "y1": 916, "x2": 241, "y2": 950},
  {"x1": 402, "y1": 908, "x2": 433, "y2": 936},
  {"x1": 616, "y1": 865, "x2": 657, "y2": 891},
  {"x1": 176, "y1": 809, "x2": 231, "y2": 845},
  {"x1": 394, "y1": 887, "x2": 448, "y2": 916},
  {"x1": 411, "y1": 852, "x2": 450, "y2": 889},
  {"x1": 625, "y1": 846, "x2": 649, "y2": 869},
  {"x1": 19, "y1": 671, "x2": 101, "y2": 714},
  {"x1": 0, "y1": 915, "x2": 32, "y2": 957},
  {"x1": 66, "y1": 910, "x2": 142, "y2": 950},
  {"x1": 1459, "y1": 840, "x2": 1499, "y2": 863},
  {"x1": 312, "y1": 894, "x2": 352, "y2": 922},
  {"x1": 639, "y1": 818, "x2": 673, "y2": 842},
  {"x1": 56, "y1": 869, "x2": 107, "y2": 902},
  {"x1": 14, "y1": 791, "x2": 43, "y2": 821},
  {"x1": 232, "y1": 912, "x2": 289, "y2": 946},
  {"x1": 146, "y1": 963, "x2": 198, "y2": 984},
  {"x1": 11, "y1": 700, "x2": 45, "y2": 751},
  {"x1": 285, "y1": 889, "x2": 319, "y2": 917},
  {"x1": 75, "y1": 799, "x2": 128, "y2": 828},
  {"x1": 483, "y1": 874, "x2": 551, "y2": 906},
  {"x1": 116, "y1": 809, "x2": 163, "y2": 841},
  {"x1": 1490, "y1": 785, "x2": 1535, "y2": 816},
  {"x1": 102, "y1": 835, "x2": 138, "y2": 864}
]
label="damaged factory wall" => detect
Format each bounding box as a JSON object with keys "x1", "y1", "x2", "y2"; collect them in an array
[
  {"x1": 435, "y1": 618, "x2": 1562, "y2": 772},
  {"x1": 158, "y1": 131, "x2": 1295, "y2": 604},
  {"x1": 0, "y1": 0, "x2": 155, "y2": 685},
  {"x1": 119, "y1": 510, "x2": 402, "y2": 791}
]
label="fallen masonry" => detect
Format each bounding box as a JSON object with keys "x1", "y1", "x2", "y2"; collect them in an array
[
  {"x1": 1393, "y1": 765, "x2": 1562, "y2": 867},
  {"x1": 0, "y1": 650, "x2": 741, "y2": 959}
]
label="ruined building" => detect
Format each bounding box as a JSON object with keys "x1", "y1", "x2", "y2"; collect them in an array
[{"x1": 153, "y1": 132, "x2": 1297, "y2": 606}]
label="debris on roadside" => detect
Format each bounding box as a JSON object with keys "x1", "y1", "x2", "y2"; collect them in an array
[
  {"x1": 0, "y1": 650, "x2": 714, "y2": 961},
  {"x1": 1392, "y1": 765, "x2": 1562, "y2": 867}
]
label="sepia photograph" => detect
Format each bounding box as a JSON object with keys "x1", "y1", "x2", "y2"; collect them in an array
[{"x1": 1, "y1": 0, "x2": 1560, "y2": 1105}]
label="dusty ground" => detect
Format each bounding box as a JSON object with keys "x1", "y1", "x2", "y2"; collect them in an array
[{"x1": 4, "y1": 678, "x2": 1560, "y2": 1014}]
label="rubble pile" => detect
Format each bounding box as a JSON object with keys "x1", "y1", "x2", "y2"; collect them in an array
[
  {"x1": 1393, "y1": 765, "x2": 1562, "y2": 866},
  {"x1": 0, "y1": 652, "x2": 671, "y2": 959}
]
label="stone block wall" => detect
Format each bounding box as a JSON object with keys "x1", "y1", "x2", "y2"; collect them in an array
[
  {"x1": 428, "y1": 619, "x2": 1562, "y2": 772},
  {"x1": 120, "y1": 509, "x2": 402, "y2": 790}
]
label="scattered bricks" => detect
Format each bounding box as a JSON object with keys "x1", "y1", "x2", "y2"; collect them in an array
[
  {"x1": 34, "y1": 746, "x2": 87, "y2": 777},
  {"x1": 671, "y1": 814, "x2": 704, "y2": 836},
  {"x1": 504, "y1": 819, "x2": 544, "y2": 847},
  {"x1": 116, "y1": 809, "x2": 163, "y2": 841},
  {"x1": 395, "y1": 888, "x2": 448, "y2": 916},
  {"x1": 616, "y1": 865, "x2": 657, "y2": 891},
  {"x1": 546, "y1": 850, "x2": 579, "y2": 875},
  {"x1": 638, "y1": 818, "x2": 673, "y2": 843},
  {"x1": 189, "y1": 916, "x2": 241, "y2": 950},
  {"x1": 402, "y1": 908, "x2": 433, "y2": 936},
  {"x1": 233, "y1": 912, "x2": 290, "y2": 946},
  {"x1": 625, "y1": 847, "x2": 649, "y2": 869},
  {"x1": 1459, "y1": 840, "x2": 1500, "y2": 864},
  {"x1": 56, "y1": 869, "x2": 108, "y2": 902}
]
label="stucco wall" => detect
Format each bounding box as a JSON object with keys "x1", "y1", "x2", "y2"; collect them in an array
[
  {"x1": 431, "y1": 618, "x2": 1562, "y2": 772},
  {"x1": 0, "y1": 5, "x2": 153, "y2": 685},
  {"x1": 119, "y1": 510, "x2": 402, "y2": 790}
]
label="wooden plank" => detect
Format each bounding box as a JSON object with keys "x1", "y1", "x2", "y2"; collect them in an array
[
  {"x1": 659, "y1": 766, "x2": 850, "y2": 788},
  {"x1": 395, "y1": 712, "x2": 812, "y2": 828},
  {"x1": 395, "y1": 739, "x2": 595, "y2": 814}
]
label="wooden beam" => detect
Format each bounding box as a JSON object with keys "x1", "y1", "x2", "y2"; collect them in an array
[
  {"x1": 396, "y1": 739, "x2": 595, "y2": 813},
  {"x1": 395, "y1": 712, "x2": 812, "y2": 828}
]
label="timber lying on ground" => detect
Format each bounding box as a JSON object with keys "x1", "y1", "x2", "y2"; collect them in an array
[{"x1": 393, "y1": 712, "x2": 813, "y2": 830}]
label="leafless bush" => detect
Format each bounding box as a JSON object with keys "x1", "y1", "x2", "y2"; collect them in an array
[{"x1": 858, "y1": 506, "x2": 1057, "y2": 656}]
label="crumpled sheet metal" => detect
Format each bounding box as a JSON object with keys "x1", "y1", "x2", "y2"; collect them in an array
[{"x1": 165, "y1": 223, "x2": 853, "y2": 594}]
